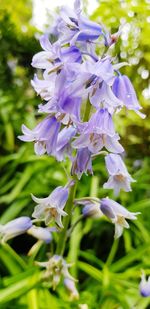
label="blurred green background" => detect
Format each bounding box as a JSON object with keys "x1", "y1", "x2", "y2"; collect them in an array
[{"x1": 0, "y1": 0, "x2": 150, "y2": 308}]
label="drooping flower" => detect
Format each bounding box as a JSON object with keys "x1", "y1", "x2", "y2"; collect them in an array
[
  {"x1": 140, "y1": 271, "x2": 150, "y2": 297},
  {"x1": 71, "y1": 147, "x2": 93, "y2": 179},
  {"x1": 32, "y1": 34, "x2": 82, "y2": 72},
  {"x1": 32, "y1": 186, "x2": 69, "y2": 228},
  {"x1": 100, "y1": 197, "x2": 140, "y2": 238},
  {"x1": 18, "y1": 116, "x2": 60, "y2": 156},
  {"x1": 58, "y1": 0, "x2": 103, "y2": 45},
  {"x1": 112, "y1": 74, "x2": 145, "y2": 118},
  {"x1": 73, "y1": 109, "x2": 124, "y2": 154},
  {"x1": 103, "y1": 153, "x2": 135, "y2": 195},
  {"x1": 38, "y1": 70, "x2": 82, "y2": 126},
  {"x1": 27, "y1": 226, "x2": 55, "y2": 243},
  {"x1": 0, "y1": 217, "x2": 32, "y2": 243},
  {"x1": 56, "y1": 126, "x2": 76, "y2": 161},
  {"x1": 64, "y1": 278, "x2": 79, "y2": 300},
  {"x1": 75, "y1": 197, "x2": 102, "y2": 218},
  {"x1": 37, "y1": 255, "x2": 76, "y2": 289}
]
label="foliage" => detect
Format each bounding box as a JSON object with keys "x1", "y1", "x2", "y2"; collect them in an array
[{"x1": 0, "y1": 1, "x2": 150, "y2": 308}]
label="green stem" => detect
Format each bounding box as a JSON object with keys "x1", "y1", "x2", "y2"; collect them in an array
[
  {"x1": 56, "y1": 180, "x2": 77, "y2": 256},
  {"x1": 83, "y1": 96, "x2": 91, "y2": 122}
]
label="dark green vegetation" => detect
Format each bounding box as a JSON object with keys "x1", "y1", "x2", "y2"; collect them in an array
[{"x1": 0, "y1": 1, "x2": 150, "y2": 308}]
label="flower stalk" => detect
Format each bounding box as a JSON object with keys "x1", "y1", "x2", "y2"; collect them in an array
[{"x1": 56, "y1": 179, "x2": 77, "y2": 256}]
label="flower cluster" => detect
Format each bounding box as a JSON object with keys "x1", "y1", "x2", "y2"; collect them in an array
[
  {"x1": 6, "y1": 0, "x2": 145, "y2": 297},
  {"x1": 18, "y1": 0, "x2": 144, "y2": 180}
]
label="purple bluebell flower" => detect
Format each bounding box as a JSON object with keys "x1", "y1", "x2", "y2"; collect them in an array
[
  {"x1": 71, "y1": 147, "x2": 93, "y2": 179},
  {"x1": 75, "y1": 197, "x2": 102, "y2": 218},
  {"x1": 18, "y1": 116, "x2": 60, "y2": 156},
  {"x1": 64, "y1": 278, "x2": 79, "y2": 300},
  {"x1": 85, "y1": 109, "x2": 115, "y2": 136},
  {"x1": 37, "y1": 255, "x2": 76, "y2": 289},
  {"x1": 112, "y1": 74, "x2": 145, "y2": 118},
  {"x1": 67, "y1": 59, "x2": 116, "y2": 107},
  {"x1": 56, "y1": 126, "x2": 76, "y2": 161},
  {"x1": 89, "y1": 80, "x2": 123, "y2": 113},
  {"x1": 0, "y1": 217, "x2": 32, "y2": 242},
  {"x1": 73, "y1": 109, "x2": 124, "y2": 154},
  {"x1": 103, "y1": 153, "x2": 135, "y2": 195},
  {"x1": 32, "y1": 34, "x2": 82, "y2": 73},
  {"x1": 100, "y1": 197, "x2": 140, "y2": 238},
  {"x1": 59, "y1": 0, "x2": 103, "y2": 45},
  {"x1": 38, "y1": 71, "x2": 82, "y2": 125},
  {"x1": 27, "y1": 226, "x2": 55, "y2": 243},
  {"x1": 32, "y1": 186, "x2": 69, "y2": 228},
  {"x1": 73, "y1": 131, "x2": 124, "y2": 154},
  {"x1": 140, "y1": 271, "x2": 150, "y2": 297}
]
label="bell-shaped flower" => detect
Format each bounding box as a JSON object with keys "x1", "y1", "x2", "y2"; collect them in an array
[
  {"x1": 0, "y1": 217, "x2": 32, "y2": 243},
  {"x1": 103, "y1": 153, "x2": 135, "y2": 195},
  {"x1": 140, "y1": 271, "x2": 150, "y2": 297},
  {"x1": 38, "y1": 71, "x2": 82, "y2": 126},
  {"x1": 37, "y1": 255, "x2": 76, "y2": 290},
  {"x1": 59, "y1": 0, "x2": 103, "y2": 45},
  {"x1": 64, "y1": 278, "x2": 79, "y2": 300},
  {"x1": 112, "y1": 74, "x2": 145, "y2": 118},
  {"x1": 75, "y1": 197, "x2": 102, "y2": 218},
  {"x1": 89, "y1": 80, "x2": 123, "y2": 113},
  {"x1": 71, "y1": 147, "x2": 93, "y2": 179},
  {"x1": 100, "y1": 197, "x2": 140, "y2": 238},
  {"x1": 32, "y1": 34, "x2": 82, "y2": 72},
  {"x1": 18, "y1": 116, "x2": 60, "y2": 156},
  {"x1": 27, "y1": 226, "x2": 55, "y2": 243},
  {"x1": 32, "y1": 186, "x2": 69, "y2": 228},
  {"x1": 73, "y1": 109, "x2": 124, "y2": 154},
  {"x1": 56, "y1": 126, "x2": 76, "y2": 161}
]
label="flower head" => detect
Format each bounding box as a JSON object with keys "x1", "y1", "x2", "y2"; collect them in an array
[
  {"x1": 32, "y1": 186, "x2": 69, "y2": 228},
  {"x1": 73, "y1": 109, "x2": 124, "y2": 154},
  {"x1": 37, "y1": 255, "x2": 76, "y2": 289},
  {"x1": 103, "y1": 153, "x2": 135, "y2": 195},
  {"x1": 112, "y1": 74, "x2": 145, "y2": 118},
  {"x1": 75, "y1": 197, "x2": 102, "y2": 218},
  {"x1": 71, "y1": 147, "x2": 93, "y2": 179},
  {"x1": 18, "y1": 116, "x2": 60, "y2": 156},
  {"x1": 0, "y1": 217, "x2": 32, "y2": 243},
  {"x1": 100, "y1": 197, "x2": 140, "y2": 238}
]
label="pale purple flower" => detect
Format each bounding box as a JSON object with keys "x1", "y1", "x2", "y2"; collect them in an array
[
  {"x1": 103, "y1": 153, "x2": 135, "y2": 195},
  {"x1": 32, "y1": 34, "x2": 82, "y2": 72},
  {"x1": 85, "y1": 109, "x2": 115, "y2": 136},
  {"x1": 112, "y1": 74, "x2": 145, "y2": 118},
  {"x1": 38, "y1": 71, "x2": 82, "y2": 125},
  {"x1": 18, "y1": 116, "x2": 60, "y2": 156},
  {"x1": 59, "y1": 0, "x2": 103, "y2": 45},
  {"x1": 140, "y1": 271, "x2": 150, "y2": 297},
  {"x1": 71, "y1": 148, "x2": 93, "y2": 179},
  {"x1": 32, "y1": 186, "x2": 69, "y2": 228},
  {"x1": 73, "y1": 109, "x2": 124, "y2": 154},
  {"x1": 64, "y1": 278, "x2": 79, "y2": 300},
  {"x1": 27, "y1": 226, "x2": 54, "y2": 243},
  {"x1": 100, "y1": 197, "x2": 140, "y2": 238},
  {"x1": 56, "y1": 126, "x2": 76, "y2": 161},
  {"x1": 0, "y1": 217, "x2": 32, "y2": 242},
  {"x1": 37, "y1": 255, "x2": 76, "y2": 289},
  {"x1": 75, "y1": 198, "x2": 102, "y2": 218}
]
